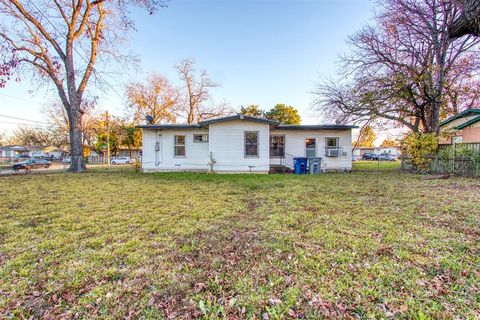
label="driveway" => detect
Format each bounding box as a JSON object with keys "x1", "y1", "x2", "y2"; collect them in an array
[{"x1": 0, "y1": 163, "x2": 67, "y2": 176}]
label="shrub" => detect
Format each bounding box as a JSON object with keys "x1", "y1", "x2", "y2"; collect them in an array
[
  {"x1": 401, "y1": 133, "x2": 439, "y2": 171},
  {"x1": 131, "y1": 159, "x2": 141, "y2": 172}
]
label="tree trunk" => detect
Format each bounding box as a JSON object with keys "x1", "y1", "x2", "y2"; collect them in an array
[{"x1": 68, "y1": 106, "x2": 86, "y2": 172}]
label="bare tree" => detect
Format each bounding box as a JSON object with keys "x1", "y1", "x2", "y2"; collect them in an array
[
  {"x1": 175, "y1": 59, "x2": 230, "y2": 124},
  {"x1": 126, "y1": 73, "x2": 180, "y2": 125},
  {"x1": 45, "y1": 100, "x2": 98, "y2": 152},
  {"x1": 313, "y1": 0, "x2": 480, "y2": 133},
  {"x1": 449, "y1": 0, "x2": 480, "y2": 38},
  {"x1": 8, "y1": 126, "x2": 53, "y2": 146},
  {"x1": 0, "y1": 0, "x2": 165, "y2": 172}
]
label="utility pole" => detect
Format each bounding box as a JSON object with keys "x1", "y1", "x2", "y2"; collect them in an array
[{"x1": 106, "y1": 110, "x2": 111, "y2": 166}]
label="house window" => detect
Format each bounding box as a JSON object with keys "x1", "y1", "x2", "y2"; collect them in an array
[
  {"x1": 270, "y1": 135, "x2": 285, "y2": 157},
  {"x1": 174, "y1": 135, "x2": 186, "y2": 156},
  {"x1": 193, "y1": 134, "x2": 208, "y2": 143},
  {"x1": 325, "y1": 137, "x2": 341, "y2": 157},
  {"x1": 245, "y1": 131, "x2": 259, "y2": 157},
  {"x1": 306, "y1": 138, "x2": 316, "y2": 157},
  {"x1": 325, "y1": 137, "x2": 339, "y2": 148}
]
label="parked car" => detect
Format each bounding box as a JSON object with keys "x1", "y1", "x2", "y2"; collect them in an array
[
  {"x1": 378, "y1": 154, "x2": 397, "y2": 161},
  {"x1": 111, "y1": 157, "x2": 131, "y2": 165},
  {"x1": 12, "y1": 159, "x2": 51, "y2": 171},
  {"x1": 62, "y1": 157, "x2": 71, "y2": 164},
  {"x1": 362, "y1": 153, "x2": 378, "y2": 160}
]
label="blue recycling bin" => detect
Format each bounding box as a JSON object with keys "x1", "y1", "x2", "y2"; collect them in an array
[{"x1": 293, "y1": 157, "x2": 308, "y2": 174}]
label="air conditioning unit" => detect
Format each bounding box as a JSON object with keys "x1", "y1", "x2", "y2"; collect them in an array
[{"x1": 326, "y1": 148, "x2": 340, "y2": 157}]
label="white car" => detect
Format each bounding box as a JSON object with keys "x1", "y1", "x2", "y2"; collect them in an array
[{"x1": 111, "y1": 157, "x2": 131, "y2": 165}]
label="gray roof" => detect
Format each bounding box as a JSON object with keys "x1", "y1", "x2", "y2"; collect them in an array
[
  {"x1": 136, "y1": 114, "x2": 357, "y2": 130},
  {"x1": 439, "y1": 109, "x2": 480, "y2": 127},
  {"x1": 198, "y1": 114, "x2": 279, "y2": 125},
  {"x1": 0, "y1": 145, "x2": 28, "y2": 151},
  {"x1": 276, "y1": 124, "x2": 358, "y2": 130},
  {"x1": 136, "y1": 124, "x2": 203, "y2": 129}
]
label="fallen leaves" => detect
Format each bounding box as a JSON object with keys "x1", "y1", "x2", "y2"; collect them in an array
[{"x1": 0, "y1": 168, "x2": 478, "y2": 318}]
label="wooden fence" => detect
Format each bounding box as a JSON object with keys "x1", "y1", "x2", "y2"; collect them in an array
[
  {"x1": 438, "y1": 142, "x2": 480, "y2": 154},
  {"x1": 401, "y1": 156, "x2": 480, "y2": 177}
]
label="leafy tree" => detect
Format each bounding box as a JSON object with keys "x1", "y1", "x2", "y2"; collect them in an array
[
  {"x1": 265, "y1": 104, "x2": 301, "y2": 125},
  {"x1": 0, "y1": 0, "x2": 166, "y2": 172},
  {"x1": 90, "y1": 112, "x2": 122, "y2": 156},
  {"x1": 381, "y1": 139, "x2": 398, "y2": 147},
  {"x1": 240, "y1": 105, "x2": 264, "y2": 117},
  {"x1": 402, "y1": 133, "x2": 439, "y2": 171},
  {"x1": 126, "y1": 73, "x2": 180, "y2": 125},
  {"x1": 120, "y1": 124, "x2": 142, "y2": 158},
  {"x1": 354, "y1": 125, "x2": 377, "y2": 147}
]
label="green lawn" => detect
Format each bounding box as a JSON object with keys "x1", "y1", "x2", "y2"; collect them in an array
[{"x1": 0, "y1": 166, "x2": 479, "y2": 319}]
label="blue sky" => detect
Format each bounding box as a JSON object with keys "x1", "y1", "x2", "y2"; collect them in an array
[{"x1": 0, "y1": 0, "x2": 375, "y2": 134}]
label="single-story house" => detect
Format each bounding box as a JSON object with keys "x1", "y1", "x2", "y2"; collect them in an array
[
  {"x1": 43, "y1": 146, "x2": 65, "y2": 160},
  {"x1": 0, "y1": 145, "x2": 28, "y2": 159},
  {"x1": 117, "y1": 147, "x2": 141, "y2": 159},
  {"x1": 28, "y1": 146, "x2": 47, "y2": 158},
  {"x1": 439, "y1": 109, "x2": 480, "y2": 144},
  {"x1": 0, "y1": 145, "x2": 66, "y2": 160},
  {"x1": 353, "y1": 146, "x2": 402, "y2": 160},
  {"x1": 137, "y1": 114, "x2": 357, "y2": 173}
]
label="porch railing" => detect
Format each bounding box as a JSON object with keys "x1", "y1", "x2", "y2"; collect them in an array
[{"x1": 280, "y1": 153, "x2": 295, "y2": 169}]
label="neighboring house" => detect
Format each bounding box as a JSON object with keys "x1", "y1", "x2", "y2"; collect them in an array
[
  {"x1": 43, "y1": 146, "x2": 65, "y2": 160},
  {"x1": 0, "y1": 145, "x2": 28, "y2": 159},
  {"x1": 117, "y1": 147, "x2": 141, "y2": 159},
  {"x1": 28, "y1": 146, "x2": 46, "y2": 158},
  {"x1": 137, "y1": 114, "x2": 357, "y2": 173},
  {"x1": 439, "y1": 109, "x2": 480, "y2": 144},
  {"x1": 353, "y1": 146, "x2": 402, "y2": 160},
  {"x1": 0, "y1": 145, "x2": 66, "y2": 160}
]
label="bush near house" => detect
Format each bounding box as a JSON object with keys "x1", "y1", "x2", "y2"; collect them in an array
[
  {"x1": 401, "y1": 133, "x2": 439, "y2": 171},
  {"x1": 0, "y1": 167, "x2": 478, "y2": 318}
]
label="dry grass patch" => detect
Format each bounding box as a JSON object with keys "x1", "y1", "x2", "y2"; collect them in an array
[{"x1": 0, "y1": 166, "x2": 479, "y2": 319}]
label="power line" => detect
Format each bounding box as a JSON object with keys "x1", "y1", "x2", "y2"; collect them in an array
[
  {"x1": 0, "y1": 120, "x2": 52, "y2": 128},
  {"x1": 26, "y1": 0, "x2": 124, "y2": 100},
  {"x1": 0, "y1": 114, "x2": 50, "y2": 125},
  {"x1": 0, "y1": 93, "x2": 45, "y2": 105}
]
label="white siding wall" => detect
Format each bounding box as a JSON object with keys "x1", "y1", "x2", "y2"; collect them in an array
[
  {"x1": 209, "y1": 120, "x2": 270, "y2": 173},
  {"x1": 142, "y1": 129, "x2": 210, "y2": 172},
  {"x1": 141, "y1": 125, "x2": 354, "y2": 173},
  {"x1": 270, "y1": 129, "x2": 353, "y2": 171}
]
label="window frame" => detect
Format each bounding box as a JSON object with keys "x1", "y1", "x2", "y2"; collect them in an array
[
  {"x1": 174, "y1": 135, "x2": 186, "y2": 157},
  {"x1": 244, "y1": 131, "x2": 259, "y2": 158},
  {"x1": 193, "y1": 134, "x2": 209, "y2": 143},
  {"x1": 305, "y1": 137, "x2": 316, "y2": 157},
  {"x1": 269, "y1": 134, "x2": 285, "y2": 158},
  {"x1": 325, "y1": 137, "x2": 340, "y2": 148}
]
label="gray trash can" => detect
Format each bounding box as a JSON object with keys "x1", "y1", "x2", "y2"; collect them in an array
[{"x1": 309, "y1": 157, "x2": 322, "y2": 174}]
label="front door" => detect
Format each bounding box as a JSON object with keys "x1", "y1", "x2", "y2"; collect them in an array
[{"x1": 305, "y1": 138, "x2": 316, "y2": 157}]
